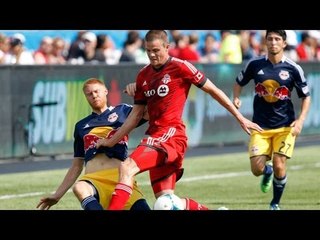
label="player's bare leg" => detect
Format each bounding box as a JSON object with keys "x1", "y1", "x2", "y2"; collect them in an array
[{"x1": 108, "y1": 158, "x2": 140, "y2": 210}]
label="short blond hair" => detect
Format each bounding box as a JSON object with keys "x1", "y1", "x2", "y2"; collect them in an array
[{"x1": 83, "y1": 78, "x2": 106, "y2": 92}]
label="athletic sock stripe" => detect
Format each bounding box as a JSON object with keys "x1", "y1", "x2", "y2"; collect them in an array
[
  {"x1": 116, "y1": 184, "x2": 132, "y2": 195},
  {"x1": 82, "y1": 196, "x2": 95, "y2": 207}
]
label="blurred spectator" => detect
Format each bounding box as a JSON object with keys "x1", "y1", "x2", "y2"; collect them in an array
[
  {"x1": 95, "y1": 33, "x2": 121, "y2": 65},
  {"x1": 296, "y1": 32, "x2": 314, "y2": 61},
  {"x1": 169, "y1": 30, "x2": 181, "y2": 46},
  {"x1": 168, "y1": 32, "x2": 188, "y2": 58},
  {"x1": 199, "y1": 32, "x2": 219, "y2": 63},
  {"x1": 177, "y1": 33, "x2": 201, "y2": 62},
  {"x1": 248, "y1": 31, "x2": 261, "y2": 55},
  {"x1": 218, "y1": 30, "x2": 242, "y2": 64},
  {"x1": 68, "y1": 31, "x2": 102, "y2": 64},
  {"x1": 67, "y1": 30, "x2": 87, "y2": 63},
  {"x1": 103, "y1": 35, "x2": 121, "y2": 65},
  {"x1": 119, "y1": 30, "x2": 143, "y2": 63},
  {"x1": 33, "y1": 36, "x2": 53, "y2": 64},
  {"x1": 95, "y1": 34, "x2": 108, "y2": 63},
  {"x1": 258, "y1": 30, "x2": 268, "y2": 55},
  {"x1": 4, "y1": 33, "x2": 34, "y2": 64},
  {"x1": 308, "y1": 30, "x2": 320, "y2": 61},
  {"x1": 240, "y1": 30, "x2": 258, "y2": 62},
  {"x1": 134, "y1": 38, "x2": 149, "y2": 64},
  {"x1": 82, "y1": 32, "x2": 105, "y2": 64},
  {"x1": 49, "y1": 37, "x2": 67, "y2": 64},
  {"x1": 0, "y1": 34, "x2": 10, "y2": 64},
  {"x1": 284, "y1": 30, "x2": 298, "y2": 61}
]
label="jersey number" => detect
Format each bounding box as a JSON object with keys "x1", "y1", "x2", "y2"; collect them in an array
[{"x1": 279, "y1": 141, "x2": 291, "y2": 154}]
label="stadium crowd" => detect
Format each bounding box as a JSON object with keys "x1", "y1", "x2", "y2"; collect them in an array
[{"x1": 0, "y1": 30, "x2": 320, "y2": 65}]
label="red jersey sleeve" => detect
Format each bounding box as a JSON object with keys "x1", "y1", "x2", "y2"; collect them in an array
[{"x1": 176, "y1": 58, "x2": 207, "y2": 88}]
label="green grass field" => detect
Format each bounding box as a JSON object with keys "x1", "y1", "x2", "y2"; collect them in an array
[{"x1": 0, "y1": 145, "x2": 319, "y2": 210}]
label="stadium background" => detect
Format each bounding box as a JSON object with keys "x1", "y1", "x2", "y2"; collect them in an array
[
  {"x1": 0, "y1": 30, "x2": 319, "y2": 212},
  {"x1": 0, "y1": 30, "x2": 319, "y2": 160}
]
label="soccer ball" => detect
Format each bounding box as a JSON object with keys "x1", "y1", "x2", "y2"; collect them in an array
[{"x1": 153, "y1": 193, "x2": 184, "y2": 210}]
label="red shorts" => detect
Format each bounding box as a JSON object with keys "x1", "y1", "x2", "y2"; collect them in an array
[{"x1": 130, "y1": 128, "x2": 187, "y2": 194}]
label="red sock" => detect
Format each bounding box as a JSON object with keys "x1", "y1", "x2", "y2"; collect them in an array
[
  {"x1": 108, "y1": 183, "x2": 132, "y2": 210},
  {"x1": 184, "y1": 198, "x2": 209, "y2": 210}
]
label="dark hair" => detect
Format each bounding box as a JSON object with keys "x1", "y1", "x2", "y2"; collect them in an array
[
  {"x1": 265, "y1": 30, "x2": 287, "y2": 41},
  {"x1": 301, "y1": 32, "x2": 310, "y2": 42},
  {"x1": 10, "y1": 38, "x2": 23, "y2": 47}
]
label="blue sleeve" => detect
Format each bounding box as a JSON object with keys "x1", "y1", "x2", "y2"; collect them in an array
[
  {"x1": 236, "y1": 60, "x2": 254, "y2": 86},
  {"x1": 73, "y1": 122, "x2": 84, "y2": 158},
  {"x1": 121, "y1": 103, "x2": 148, "y2": 127},
  {"x1": 293, "y1": 65, "x2": 310, "y2": 98}
]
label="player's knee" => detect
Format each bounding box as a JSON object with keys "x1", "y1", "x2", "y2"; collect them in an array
[
  {"x1": 72, "y1": 181, "x2": 86, "y2": 196},
  {"x1": 250, "y1": 158, "x2": 266, "y2": 176},
  {"x1": 119, "y1": 158, "x2": 139, "y2": 177},
  {"x1": 251, "y1": 166, "x2": 264, "y2": 176}
]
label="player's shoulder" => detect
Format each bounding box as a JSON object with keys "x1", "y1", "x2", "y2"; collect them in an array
[
  {"x1": 170, "y1": 57, "x2": 202, "y2": 75},
  {"x1": 283, "y1": 56, "x2": 304, "y2": 71},
  {"x1": 171, "y1": 56, "x2": 186, "y2": 64},
  {"x1": 77, "y1": 113, "x2": 93, "y2": 123},
  {"x1": 243, "y1": 55, "x2": 266, "y2": 71},
  {"x1": 138, "y1": 63, "x2": 151, "y2": 74},
  {"x1": 170, "y1": 57, "x2": 194, "y2": 68},
  {"x1": 75, "y1": 113, "x2": 93, "y2": 128},
  {"x1": 113, "y1": 103, "x2": 133, "y2": 111},
  {"x1": 248, "y1": 55, "x2": 266, "y2": 65},
  {"x1": 114, "y1": 103, "x2": 133, "y2": 107}
]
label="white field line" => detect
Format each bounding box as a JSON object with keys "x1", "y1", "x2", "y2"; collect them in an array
[
  {"x1": 1, "y1": 162, "x2": 319, "y2": 200},
  {"x1": 0, "y1": 190, "x2": 72, "y2": 200},
  {"x1": 139, "y1": 171, "x2": 251, "y2": 185}
]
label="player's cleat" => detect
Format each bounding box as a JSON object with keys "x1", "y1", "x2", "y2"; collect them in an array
[
  {"x1": 269, "y1": 204, "x2": 280, "y2": 210},
  {"x1": 260, "y1": 172, "x2": 273, "y2": 193},
  {"x1": 260, "y1": 163, "x2": 273, "y2": 193}
]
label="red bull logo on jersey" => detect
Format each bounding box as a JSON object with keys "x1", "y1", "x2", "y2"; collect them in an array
[
  {"x1": 106, "y1": 129, "x2": 129, "y2": 145},
  {"x1": 255, "y1": 79, "x2": 290, "y2": 103},
  {"x1": 108, "y1": 112, "x2": 118, "y2": 123},
  {"x1": 84, "y1": 134, "x2": 100, "y2": 153},
  {"x1": 273, "y1": 86, "x2": 290, "y2": 100},
  {"x1": 83, "y1": 128, "x2": 129, "y2": 153},
  {"x1": 279, "y1": 70, "x2": 289, "y2": 80}
]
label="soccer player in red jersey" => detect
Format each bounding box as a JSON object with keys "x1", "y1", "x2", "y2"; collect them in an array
[{"x1": 96, "y1": 30, "x2": 263, "y2": 210}]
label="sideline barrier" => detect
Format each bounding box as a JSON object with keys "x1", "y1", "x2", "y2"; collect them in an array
[{"x1": 0, "y1": 63, "x2": 319, "y2": 159}]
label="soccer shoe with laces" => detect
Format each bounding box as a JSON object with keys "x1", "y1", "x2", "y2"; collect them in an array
[
  {"x1": 260, "y1": 164, "x2": 273, "y2": 193},
  {"x1": 270, "y1": 204, "x2": 280, "y2": 210}
]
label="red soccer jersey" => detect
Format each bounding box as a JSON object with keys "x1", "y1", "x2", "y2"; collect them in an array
[{"x1": 134, "y1": 57, "x2": 207, "y2": 136}]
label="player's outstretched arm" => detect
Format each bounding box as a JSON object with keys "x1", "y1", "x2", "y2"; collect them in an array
[
  {"x1": 37, "y1": 195, "x2": 59, "y2": 210},
  {"x1": 96, "y1": 104, "x2": 145, "y2": 148},
  {"x1": 232, "y1": 82, "x2": 243, "y2": 109},
  {"x1": 36, "y1": 158, "x2": 84, "y2": 210},
  {"x1": 290, "y1": 96, "x2": 311, "y2": 136},
  {"x1": 201, "y1": 79, "x2": 263, "y2": 135}
]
